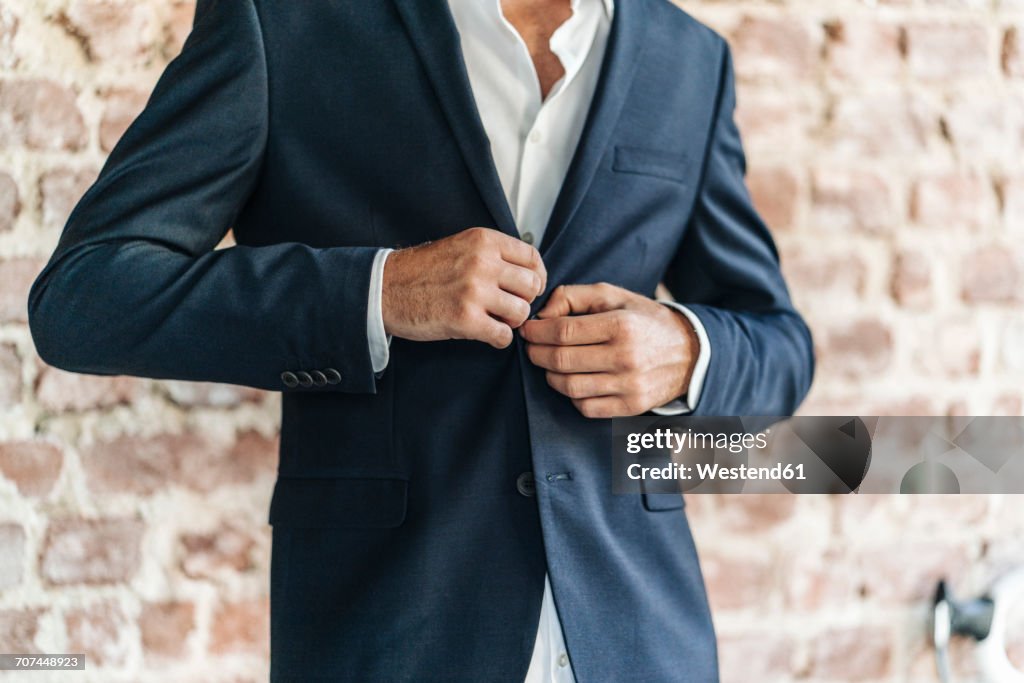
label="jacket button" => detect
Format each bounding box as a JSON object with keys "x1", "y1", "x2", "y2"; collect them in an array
[
  {"x1": 324, "y1": 368, "x2": 342, "y2": 385},
  {"x1": 281, "y1": 371, "x2": 299, "y2": 388},
  {"x1": 516, "y1": 472, "x2": 536, "y2": 497},
  {"x1": 296, "y1": 371, "x2": 314, "y2": 388},
  {"x1": 311, "y1": 370, "x2": 328, "y2": 387}
]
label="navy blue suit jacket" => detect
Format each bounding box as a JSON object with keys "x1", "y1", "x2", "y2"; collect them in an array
[{"x1": 29, "y1": 0, "x2": 814, "y2": 680}]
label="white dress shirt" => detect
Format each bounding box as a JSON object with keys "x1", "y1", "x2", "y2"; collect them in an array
[{"x1": 365, "y1": 1, "x2": 711, "y2": 680}]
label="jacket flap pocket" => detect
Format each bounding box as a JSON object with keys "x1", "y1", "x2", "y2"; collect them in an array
[
  {"x1": 268, "y1": 477, "x2": 408, "y2": 528},
  {"x1": 613, "y1": 145, "x2": 688, "y2": 184},
  {"x1": 642, "y1": 492, "x2": 686, "y2": 512}
]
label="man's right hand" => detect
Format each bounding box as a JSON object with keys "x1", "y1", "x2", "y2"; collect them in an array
[{"x1": 382, "y1": 227, "x2": 547, "y2": 349}]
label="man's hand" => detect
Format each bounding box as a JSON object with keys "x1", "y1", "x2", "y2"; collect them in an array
[
  {"x1": 520, "y1": 283, "x2": 699, "y2": 418},
  {"x1": 382, "y1": 228, "x2": 547, "y2": 349}
]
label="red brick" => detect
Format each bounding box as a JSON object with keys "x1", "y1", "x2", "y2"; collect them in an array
[
  {"x1": 783, "y1": 547, "x2": 857, "y2": 611},
  {"x1": 209, "y1": 598, "x2": 270, "y2": 655},
  {"x1": 65, "y1": 601, "x2": 132, "y2": 667},
  {"x1": 716, "y1": 494, "x2": 798, "y2": 533},
  {"x1": 891, "y1": 249, "x2": 933, "y2": 308},
  {"x1": 0, "y1": 257, "x2": 44, "y2": 323},
  {"x1": 0, "y1": 523, "x2": 25, "y2": 591},
  {"x1": 913, "y1": 315, "x2": 981, "y2": 378},
  {"x1": 718, "y1": 630, "x2": 796, "y2": 683},
  {"x1": 99, "y1": 87, "x2": 147, "y2": 152},
  {"x1": 60, "y1": 0, "x2": 154, "y2": 63},
  {"x1": 34, "y1": 364, "x2": 140, "y2": 413},
  {"x1": 856, "y1": 542, "x2": 969, "y2": 602},
  {"x1": 730, "y1": 16, "x2": 821, "y2": 81},
  {"x1": 911, "y1": 172, "x2": 994, "y2": 230},
  {"x1": 163, "y1": 1, "x2": 196, "y2": 59},
  {"x1": 83, "y1": 430, "x2": 276, "y2": 496},
  {"x1": 0, "y1": 343, "x2": 20, "y2": 410},
  {"x1": 139, "y1": 600, "x2": 194, "y2": 660},
  {"x1": 701, "y1": 551, "x2": 775, "y2": 611},
  {"x1": 0, "y1": 171, "x2": 18, "y2": 232},
  {"x1": 39, "y1": 166, "x2": 98, "y2": 229},
  {"x1": 820, "y1": 318, "x2": 894, "y2": 377},
  {"x1": 0, "y1": 440, "x2": 62, "y2": 497},
  {"x1": 161, "y1": 380, "x2": 266, "y2": 408},
  {"x1": 734, "y1": 87, "x2": 813, "y2": 151},
  {"x1": 0, "y1": 608, "x2": 43, "y2": 652},
  {"x1": 179, "y1": 429, "x2": 278, "y2": 491},
  {"x1": 747, "y1": 166, "x2": 800, "y2": 231},
  {"x1": 962, "y1": 245, "x2": 1021, "y2": 303},
  {"x1": 811, "y1": 168, "x2": 895, "y2": 234},
  {"x1": 828, "y1": 92, "x2": 930, "y2": 157},
  {"x1": 993, "y1": 393, "x2": 1023, "y2": 416},
  {"x1": 807, "y1": 626, "x2": 893, "y2": 681},
  {"x1": 905, "y1": 22, "x2": 992, "y2": 81},
  {"x1": 82, "y1": 432, "x2": 206, "y2": 495},
  {"x1": 781, "y1": 246, "x2": 867, "y2": 298},
  {"x1": 943, "y1": 95, "x2": 1011, "y2": 160},
  {"x1": 41, "y1": 517, "x2": 143, "y2": 585},
  {"x1": 0, "y1": 79, "x2": 86, "y2": 151},
  {"x1": 825, "y1": 19, "x2": 904, "y2": 80},
  {"x1": 179, "y1": 522, "x2": 260, "y2": 580}
]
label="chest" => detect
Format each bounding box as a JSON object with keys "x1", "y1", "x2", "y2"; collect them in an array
[{"x1": 500, "y1": 0, "x2": 573, "y2": 98}]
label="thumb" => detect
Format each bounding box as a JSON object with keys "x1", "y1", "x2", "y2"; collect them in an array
[{"x1": 536, "y1": 283, "x2": 630, "y2": 319}]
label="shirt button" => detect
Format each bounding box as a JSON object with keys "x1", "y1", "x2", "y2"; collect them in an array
[
  {"x1": 529, "y1": 129, "x2": 542, "y2": 144},
  {"x1": 516, "y1": 472, "x2": 535, "y2": 498},
  {"x1": 558, "y1": 653, "x2": 569, "y2": 668},
  {"x1": 521, "y1": 232, "x2": 535, "y2": 245}
]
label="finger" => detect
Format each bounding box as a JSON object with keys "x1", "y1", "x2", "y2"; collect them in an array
[
  {"x1": 526, "y1": 342, "x2": 619, "y2": 374},
  {"x1": 497, "y1": 235, "x2": 547, "y2": 288},
  {"x1": 546, "y1": 371, "x2": 620, "y2": 400},
  {"x1": 572, "y1": 396, "x2": 636, "y2": 419},
  {"x1": 520, "y1": 312, "x2": 618, "y2": 346},
  {"x1": 485, "y1": 289, "x2": 532, "y2": 328},
  {"x1": 536, "y1": 283, "x2": 630, "y2": 319},
  {"x1": 471, "y1": 314, "x2": 514, "y2": 349},
  {"x1": 498, "y1": 263, "x2": 544, "y2": 302}
]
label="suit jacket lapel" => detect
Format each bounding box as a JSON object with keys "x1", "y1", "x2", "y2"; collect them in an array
[
  {"x1": 539, "y1": 0, "x2": 650, "y2": 255},
  {"x1": 392, "y1": 0, "x2": 519, "y2": 239}
]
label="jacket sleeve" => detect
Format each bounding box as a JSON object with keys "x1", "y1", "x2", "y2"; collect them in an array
[
  {"x1": 661, "y1": 41, "x2": 815, "y2": 416},
  {"x1": 28, "y1": 0, "x2": 382, "y2": 394}
]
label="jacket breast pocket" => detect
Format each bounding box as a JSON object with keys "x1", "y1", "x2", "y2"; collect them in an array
[
  {"x1": 268, "y1": 476, "x2": 408, "y2": 528},
  {"x1": 612, "y1": 145, "x2": 689, "y2": 185}
]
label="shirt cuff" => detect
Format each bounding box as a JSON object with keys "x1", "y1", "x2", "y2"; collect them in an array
[
  {"x1": 367, "y1": 248, "x2": 394, "y2": 375},
  {"x1": 650, "y1": 302, "x2": 711, "y2": 416}
]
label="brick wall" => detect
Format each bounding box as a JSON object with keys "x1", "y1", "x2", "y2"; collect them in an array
[{"x1": 0, "y1": 1, "x2": 1021, "y2": 681}]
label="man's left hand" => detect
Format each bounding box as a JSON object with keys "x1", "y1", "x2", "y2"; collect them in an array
[{"x1": 521, "y1": 283, "x2": 699, "y2": 418}]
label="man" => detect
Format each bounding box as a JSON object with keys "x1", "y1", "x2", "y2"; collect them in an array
[{"x1": 28, "y1": 0, "x2": 814, "y2": 680}]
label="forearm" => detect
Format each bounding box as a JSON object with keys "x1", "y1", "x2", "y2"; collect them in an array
[{"x1": 29, "y1": 239, "x2": 381, "y2": 393}]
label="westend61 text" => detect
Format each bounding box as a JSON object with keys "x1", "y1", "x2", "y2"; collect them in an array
[{"x1": 626, "y1": 462, "x2": 807, "y2": 482}]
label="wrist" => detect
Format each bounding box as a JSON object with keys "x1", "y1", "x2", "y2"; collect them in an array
[{"x1": 664, "y1": 305, "x2": 699, "y2": 398}]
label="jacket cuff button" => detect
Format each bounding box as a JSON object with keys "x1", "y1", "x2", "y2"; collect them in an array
[
  {"x1": 280, "y1": 371, "x2": 299, "y2": 388},
  {"x1": 324, "y1": 368, "x2": 342, "y2": 385},
  {"x1": 296, "y1": 371, "x2": 314, "y2": 388},
  {"x1": 311, "y1": 370, "x2": 328, "y2": 387}
]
